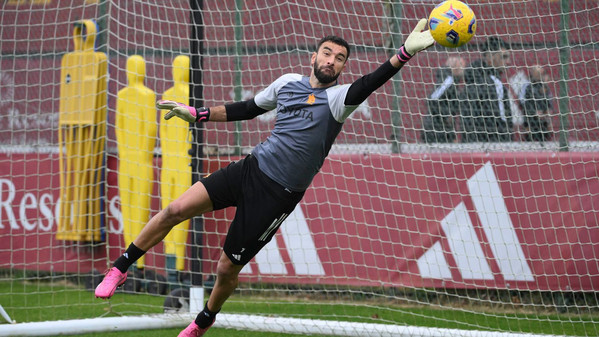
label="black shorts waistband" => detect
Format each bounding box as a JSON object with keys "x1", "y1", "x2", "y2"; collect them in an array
[{"x1": 247, "y1": 153, "x2": 305, "y2": 199}]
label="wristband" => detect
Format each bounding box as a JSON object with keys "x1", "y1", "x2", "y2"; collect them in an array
[
  {"x1": 195, "y1": 107, "x2": 210, "y2": 122},
  {"x1": 396, "y1": 45, "x2": 413, "y2": 63}
]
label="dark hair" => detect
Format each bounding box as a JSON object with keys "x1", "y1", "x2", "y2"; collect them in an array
[
  {"x1": 481, "y1": 36, "x2": 510, "y2": 53},
  {"x1": 316, "y1": 35, "x2": 351, "y2": 59}
]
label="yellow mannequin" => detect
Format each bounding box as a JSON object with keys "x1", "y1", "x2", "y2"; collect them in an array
[
  {"x1": 57, "y1": 20, "x2": 107, "y2": 241},
  {"x1": 161, "y1": 55, "x2": 192, "y2": 273},
  {"x1": 115, "y1": 55, "x2": 157, "y2": 269}
]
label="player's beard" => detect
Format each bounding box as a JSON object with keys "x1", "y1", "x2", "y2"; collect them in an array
[{"x1": 313, "y1": 60, "x2": 340, "y2": 84}]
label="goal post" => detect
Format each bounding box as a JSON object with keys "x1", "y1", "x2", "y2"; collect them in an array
[
  {"x1": 0, "y1": 313, "x2": 576, "y2": 337},
  {"x1": 1, "y1": 1, "x2": 598, "y2": 337}
]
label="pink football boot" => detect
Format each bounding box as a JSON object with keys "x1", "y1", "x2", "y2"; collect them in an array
[
  {"x1": 178, "y1": 321, "x2": 213, "y2": 337},
  {"x1": 94, "y1": 267, "x2": 127, "y2": 299}
]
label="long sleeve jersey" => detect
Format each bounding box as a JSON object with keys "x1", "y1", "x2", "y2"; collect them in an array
[{"x1": 231, "y1": 60, "x2": 399, "y2": 192}]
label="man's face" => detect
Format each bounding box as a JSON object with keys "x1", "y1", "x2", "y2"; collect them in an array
[
  {"x1": 446, "y1": 57, "x2": 466, "y2": 80},
  {"x1": 486, "y1": 48, "x2": 511, "y2": 72},
  {"x1": 530, "y1": 66, "x2": 545, "y2": 83},
  {"x1": 311, "y1": 41, "x2": 347, "y2": 84}
]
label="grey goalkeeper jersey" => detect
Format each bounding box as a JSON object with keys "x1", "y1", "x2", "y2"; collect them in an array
[{"x1": 252, "y1": 74, "x2": 358, "y2": 192}]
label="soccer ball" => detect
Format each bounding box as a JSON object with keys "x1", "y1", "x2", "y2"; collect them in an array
[{"x1": 428, "y1": 0, "x2": 477, "y2": 48}]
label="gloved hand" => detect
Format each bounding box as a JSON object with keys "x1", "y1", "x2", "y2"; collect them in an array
[
  {"x1": 397, "y1": 18, "x2": 435, "y2": 63},
  {"x1": 156, "y1": 100, "x2": 210, "y2": 123}
]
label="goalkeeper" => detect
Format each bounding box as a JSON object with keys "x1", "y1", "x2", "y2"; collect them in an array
[{"x1": 95, "y1": 19, "x2": 434, "y2": 337}]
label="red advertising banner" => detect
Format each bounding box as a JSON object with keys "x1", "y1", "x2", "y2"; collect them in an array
[{"x1": 1, "y1": 152, "x2": 598, "y2": 291}]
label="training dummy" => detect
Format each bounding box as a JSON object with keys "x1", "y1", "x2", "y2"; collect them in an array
[
  {"x1": 160, "y1": 55, "x2": 192, "y2": 286},
  {"x1": 115, "y1": 55, "x2": 157, "y2": 270}
]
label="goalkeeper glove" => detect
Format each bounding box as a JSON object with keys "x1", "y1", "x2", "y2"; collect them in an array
[
  {"x1": 156, "y1": 100, "x2": 210, "y2": 123},
  {"x1": 396, "y1": 18, "x2": 435, "y2": 63}
]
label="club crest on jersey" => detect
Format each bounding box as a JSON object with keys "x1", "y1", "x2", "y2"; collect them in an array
[{"x1": 306, "y1": 94, "x2": 316, "y2": 105}]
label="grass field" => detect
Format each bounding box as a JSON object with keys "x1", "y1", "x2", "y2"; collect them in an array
[{"x1": 0, "y1": 280, "x2": 597, "y2": 336}]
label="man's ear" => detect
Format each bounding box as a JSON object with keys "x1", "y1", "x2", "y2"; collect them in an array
[{"x1": 310, "y1": 52, "x2": 316, "y2": 66}]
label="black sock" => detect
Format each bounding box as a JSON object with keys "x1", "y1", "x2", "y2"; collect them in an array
[
  {"x1": 113, "y1": 243, "x2": 146, "y2": 273},
  {"x1": 195, "y1": 303, "x2": 219, "y2": 329}
]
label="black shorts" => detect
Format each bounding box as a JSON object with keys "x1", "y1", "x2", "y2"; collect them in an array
[{"x1": 200, "y1": 154, "x2": 305, "y2": 265}]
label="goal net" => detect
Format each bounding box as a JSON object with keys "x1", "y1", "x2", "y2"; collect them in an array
[{"x1": 1, "y1": 0, "x2": 598, "y2": 336}]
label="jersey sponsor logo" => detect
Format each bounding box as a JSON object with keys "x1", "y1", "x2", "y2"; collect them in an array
[
  {"x1": 306, "y1": 94, "x2": 316, "y2": 105},
  {"x1": 417, "y1": 162, "x2": 534, "y2": 283},
  {"x1": 276, "y1": 102, "x2": 314, "y2": 121}
]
